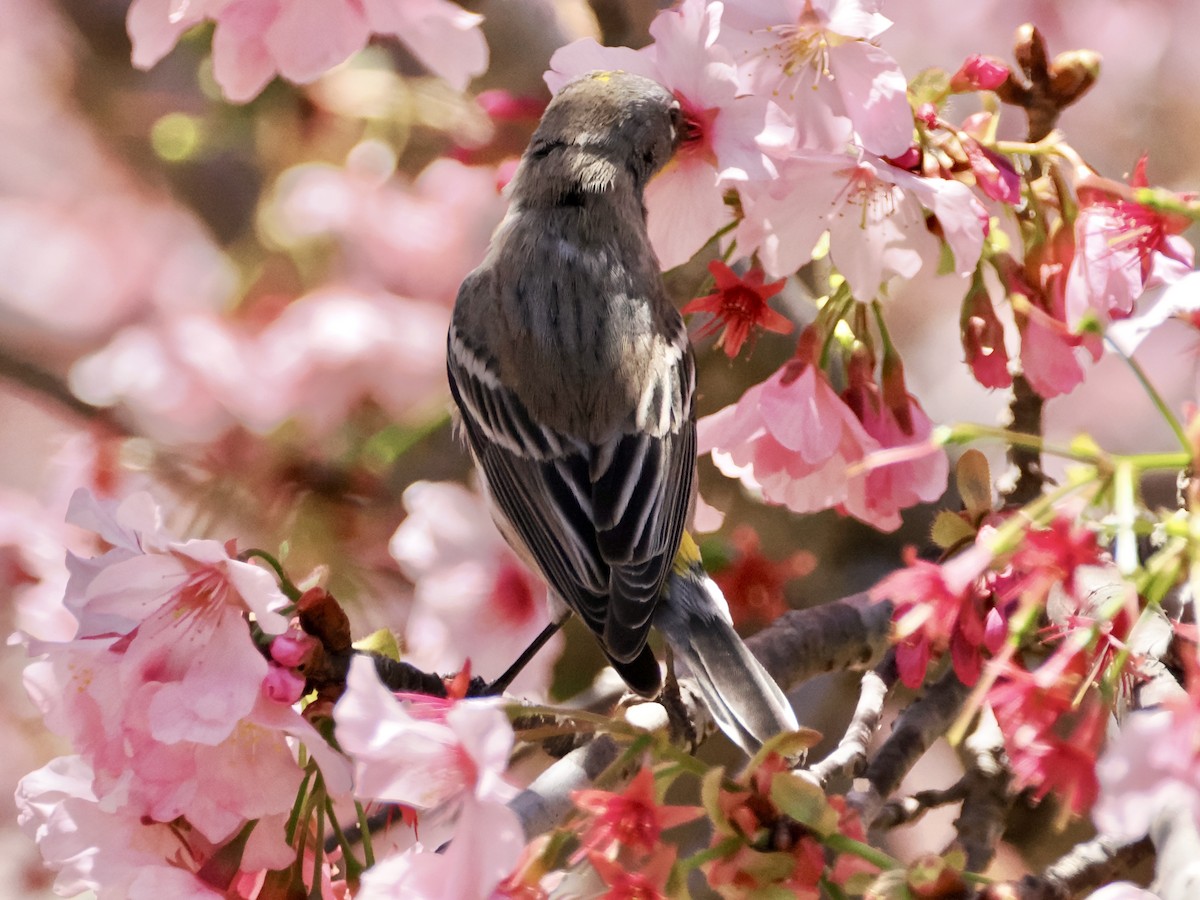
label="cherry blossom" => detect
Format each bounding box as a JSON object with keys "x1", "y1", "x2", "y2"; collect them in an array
[
  {"x1": 389, "y1": 480, "x2": 562, "y2": 697},
  {"x1": 16, "y1": 755, "x2": 226, "y2": 899},
  {"x1": 589, "y1": 846, "x2": 676, "y2": 900},
  {"x1": 266, "y1": 152, "x2": 509, "y2": 306},
  {"x1": 127, "y1": 0, "x2": 488, "y2": 102},
  {"x1": 571, "y1": 767, "x2": 703, "y2": 858},
  {"x1": 872, "y1": 546, "x2": 992, "y2": 687},
  {"x1": 254, "y1": 286, "x2": 452, "y2": 435},
  {"x1": 843, "y1": 356, "x2": 949, "y2": 532},
  {"x1": 1065, "y1": 157, "x2": 1195, "y2": 331},
  {"x1": 548, "y1": 0, "x2": 791, "y2": 268},
  {"x1": 333, "y1": 654, "x2": 516, "y2": 810},
  {"x1": 736, "y1": 150, "x2": 986, "y2": 293},
  {"x1": 712, "y1": 525, "x2": 816, "y2": 627},
  {"x1": 961, "y1": 275, "x2": 1012, "y2": 389},
  {"x1": 356, "y1": 795, "x2": 525, "y2": 900},
  {"x1": 949, "y1": 54, "x2": 1011, "y2": 92},
  {"x1": 699, "y1": 349, "x2": 883, "y2": 525},
  {"x1": 717, "y1": 0, "x2": 913, "y2": 157},
  {"x1": 683, "y1": 260, "x2": 793, "y2": 357},
  {"x1": 336, "y1": 655, "x2": 525, "y2": 899},
  {"x1": 17, "y1": 490, "x2": 351, "y2": 891},
  {"x1": 1094, "y1": 700, "x2": 1200, "y2": 842},
  {"x1": 988, "y1": 653, "x2": 1107, "y2": 815}
]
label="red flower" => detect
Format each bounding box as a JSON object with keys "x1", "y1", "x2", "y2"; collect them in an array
[
  {"x1": 872, "y1": 545, "x2": 992, "y2": 688},
  {"x1": 571, "y1": 767, "x2": 702, "y2": 859},
  {"x1": 588, "y1": 847, "x2": 675, "y2": 900},
  {"x1": 713, "y1": 525, "x2": 815, "y2": 628},
  {"x1": 684, "y1": 261, "x2": 793, "y2": 358}
]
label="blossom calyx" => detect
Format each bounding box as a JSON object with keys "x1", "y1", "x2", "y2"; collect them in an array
[{"x1": 1049, "y1": 50, "x2": 1101, "y2": 108}]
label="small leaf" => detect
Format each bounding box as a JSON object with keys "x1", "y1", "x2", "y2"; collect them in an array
[
  {"x1": 769, "y1": 773, "x2": 838, "y2": 835},
  {"x1": 955, "y1": 449, "x2": 993, "y2": 514},
  {"x1": 352, "y1": 628, "x2": 401, "y2": 661},
  {"x1": 745, "y1": 728, "x2": 822, "y2": 775},
  {"x1": 701, "y1": 766, "x2": 734, "y2": 834},
  {"x1": 931, "y1": 510, "x2": 976, "y2": 550}
]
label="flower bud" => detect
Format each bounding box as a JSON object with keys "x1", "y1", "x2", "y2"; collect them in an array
[
  {"x1": 1049, "y1": 49, "x2": 1102, "y2": 107},
  {"x1": 1013, "y1": 23, "x2": 1049, "y2": 80},
  {"x1": 950, "y1": 54, "x2": 1010, "y2": 92}
]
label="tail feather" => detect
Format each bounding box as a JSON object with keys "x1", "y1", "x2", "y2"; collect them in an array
[{"x1": 655, "y1": 567, "x2": 799, "y2": 755}]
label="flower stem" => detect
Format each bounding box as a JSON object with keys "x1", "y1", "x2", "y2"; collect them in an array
[{"x1": 1103, "y1": 335, "x2": 1191, "y2": 454}]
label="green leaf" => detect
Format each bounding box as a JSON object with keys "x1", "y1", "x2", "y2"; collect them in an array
[
  {"x1": 701, "y1": 766, "x2": 734, "y2": 834},
  {"x1": 745, "y1": 728, "x2": 822, "y2": 775},
  {"x1": 931, "y1": 510, "x2": 976, "y2": 551},
  {"x1": 768, "y1": 773, "x2": 838, "y2": 835},
  {"x1": 352, "y1": 629, "x2": 401, "y2": 660},
  {"x1": 954, "y1": 449, "x2": 993, "y2": 515}
]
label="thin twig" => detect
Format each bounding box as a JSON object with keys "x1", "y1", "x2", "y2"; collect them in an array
[{"x1": 807, "y1": 654, "x2": 897, "y2": 788}]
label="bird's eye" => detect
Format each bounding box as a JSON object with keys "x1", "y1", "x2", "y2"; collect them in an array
[{"x1": 668, "y1": 102, "x2": 684, "y2": 131}]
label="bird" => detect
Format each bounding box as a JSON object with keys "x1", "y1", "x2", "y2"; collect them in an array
[{"x1": 446, "y1": 70, "x2": 799, "y2": 753}]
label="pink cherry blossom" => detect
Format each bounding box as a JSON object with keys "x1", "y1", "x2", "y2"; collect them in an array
[
  {"x1": 872, "y1": 545, "x2": 991, "y2": 687},
  {"x1": 389, "y1": 480, "x2": 562, "y2": 697},
  {"x1": 267, "y1": 152, "x2": 509, "y2": 306},
  {"x1": 548, "y1": 0, "x2": 791, "y2": 268},
  {"x1": 845, "y1": 372, "x2": 949, "y2": 532},
  {"x1": 356, "y1": 795, "x2": 525, "y2": 900},
  {"x1": 20, "y1": 490, "x2": 350, "y2": 858},
  {"x1": 737, "y1": 150, "x2": 986, "y2": 294},
  {"x1": 717, "y1": 0, "x2": 913, "y2": 157},
  {"x1": 949, "y1": 54, "x2": 1010, "y2": 92},
  {"x1": 127, "y1": 0, "x2": 488, "y2": 103},
  {"x1": 698, "y1": 350, "x2": 881, "y2": 523},
  {"x1": 254, "y1": 286, "x2": 452, "y2": 435},
  {"x1": 1094, "y1": 700, "x2": 1200, "y2": 842},
  {"x1": 68, "y1": 314, "x2": 265, "y2": 446},
  {"x1": 16, "y1": 755, "x2": 225, "y2": 899},
  {"x1": 333, "y1": 654, "x2": 516, "y2": 809},
  {"x1": 1065, "y1": 158, "x2": 1195, "y2": 331},
  {"x1": 572, "y1": 767, "x2": 703, "y2": 858}
]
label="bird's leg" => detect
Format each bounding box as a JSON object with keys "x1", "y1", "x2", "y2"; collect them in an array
[
  {"x1": 485, "y1": 611, "x2": 572, "y2": 695},
  {"x1": 657, "y1": 643, "x2": 701, "y2": 748}
]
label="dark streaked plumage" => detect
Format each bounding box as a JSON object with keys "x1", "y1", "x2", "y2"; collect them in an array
[
  {"x1": 447, "y1": 71, "x2": 800, "y2": 753},
  {"x1": 448, "y1": 72, "x2": 689, "y2": 694}
]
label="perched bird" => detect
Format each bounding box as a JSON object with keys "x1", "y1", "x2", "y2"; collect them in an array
[{"x1": 446, "y1": 70, "x2": 798, "y2": 753}]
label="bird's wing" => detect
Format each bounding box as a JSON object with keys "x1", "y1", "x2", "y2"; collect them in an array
[
  {"x1": 447, "y1": 321, "x2": 695, "y2": 664},
  {"x1": 448, "y1": 323, "x2": 611, "y2": 633},
  {"x1": 590, "y1": 338, "x2": 695, "y2": 662}
]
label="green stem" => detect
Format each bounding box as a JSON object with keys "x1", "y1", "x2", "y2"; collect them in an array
[
  {"x1": 824, "y1": 833, "x2": 900, "y2": 870},
  {"x1": 324, "y1": 796, "x2": 362, "y2": 880},
  {"x1": 940, "y1": 423, "x2": 1104, "y2": 466},
  {"x1": 678, "y1": 835, "x2": 743, "y2": 871},
  {"x1": 355, "y1": 801, "x2": 375, "y2": 869},
  {"x1": 1104, "y1": 335, "x2": 1191, "y2": 454},
  {"x1": 310, "y1": 795, "x2": 326, "y2": 900},
  {"x1": 238, "y1": 548, "x2": 302, "y2": 602}
]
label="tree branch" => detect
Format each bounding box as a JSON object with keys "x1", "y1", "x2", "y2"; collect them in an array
[
  {"x1": 849, "y1": 667, "x2": 972, "y2": 829},
  {"x1": 746, "y1": 592, "x2": 895, "y2": 691},
  {"x1": 982, "y1": 835, "x2": 1154, "y2": 899},
  {"x1": 807, "y1": 653, "x2": 897, "y2": 788}
]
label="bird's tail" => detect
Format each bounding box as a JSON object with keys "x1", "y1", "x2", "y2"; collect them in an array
[{"x1": 655, "y1": 534, "x2": 800, "y2": 755}]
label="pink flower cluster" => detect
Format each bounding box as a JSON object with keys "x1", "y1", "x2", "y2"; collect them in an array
[
  {"x1": 873, "y1": 514, "x2": 1135, "y2": 814},
  {"x1": 700, "y1": 331, "x2": 948, "y2": 532},
  {"x1": 549, "y1": 0, "x2": 987, "y2": 290},
  {"x1": 15, "y1": 490, "x2": 351, "y2": 897},
  {"x1": 70, "y1": 155, "x2": 508, "y2": 445},
  {"x1": 127, "y1": 0, "x2": 489, "y2": 102},
  {"x1": 334, "y1": 656, "x2": 525, "y2": 898},
  {"x1": 389, "y1": 481, "x2": 562, "y2": 698}
]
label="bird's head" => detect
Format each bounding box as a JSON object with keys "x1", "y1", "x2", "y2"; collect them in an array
[{"x1": 523, "y1": 71, "x2": 684, "y2": 195}]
